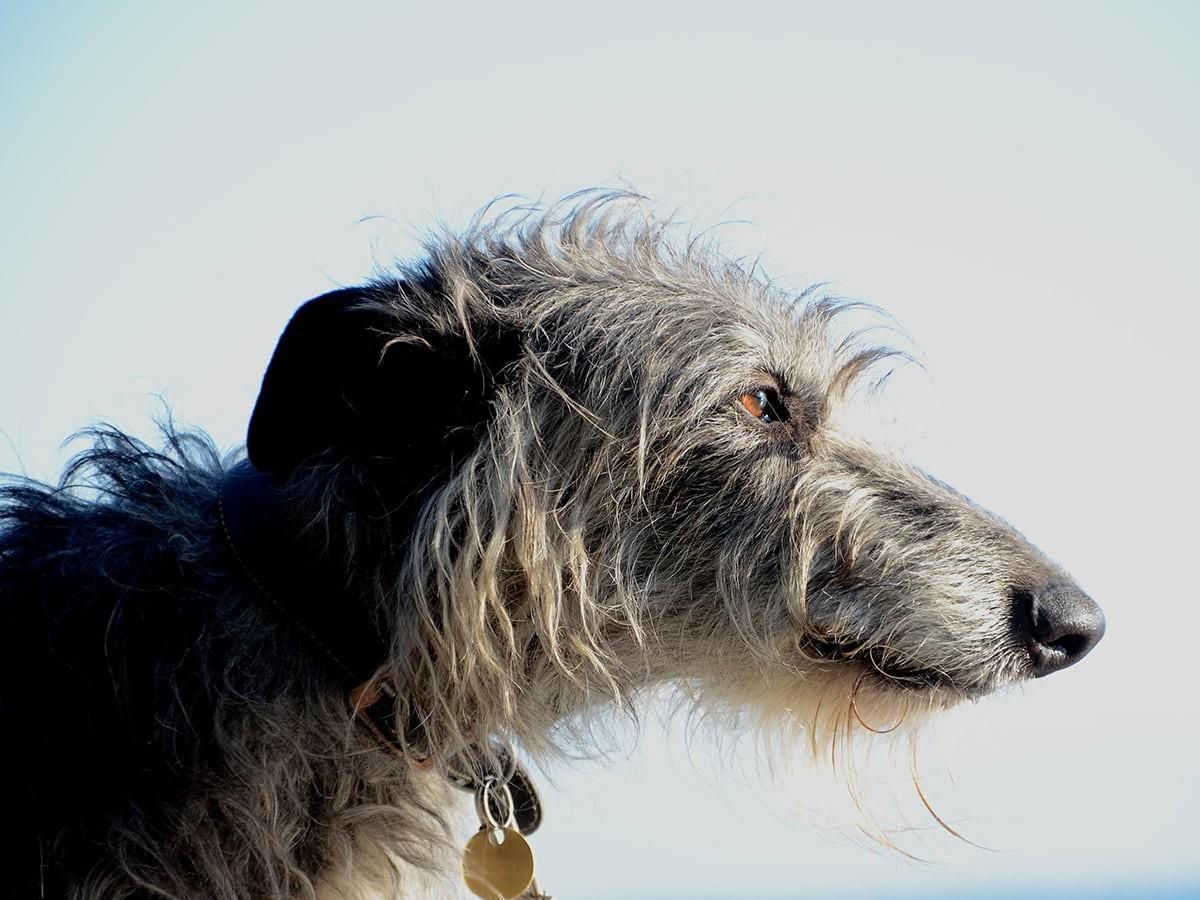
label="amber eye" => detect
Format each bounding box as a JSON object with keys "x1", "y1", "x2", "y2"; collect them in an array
[{"x1": 738, "y1": 387, "x2": 787, "y2": 423}]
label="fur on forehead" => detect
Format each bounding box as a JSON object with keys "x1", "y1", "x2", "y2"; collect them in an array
[{"x1": 413, "y1": 194, "x2": 899, "y2": 420}]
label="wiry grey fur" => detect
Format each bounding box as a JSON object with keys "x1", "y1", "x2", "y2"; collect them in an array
[{"x1": 0, "y1": 192, "x2": 1097, "y2": 898}]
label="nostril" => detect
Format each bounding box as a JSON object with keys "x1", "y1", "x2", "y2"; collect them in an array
[
  {"x1": 1012, "y1": 583, "x2": 1105, "y2": 677},
  {"x1": 1047, "y1": 631, "x2": 1089, "y2": 660}
]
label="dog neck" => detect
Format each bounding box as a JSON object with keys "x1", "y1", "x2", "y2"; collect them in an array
[
  {"x1": 217, "y1": 460, "x2": 433, "y2": 761},
  {"x1": 218, "y1": 460, "x2": 389, "y2": 686},
  {"x1": 216, "y1": 461, "x2": 545, "y2": 837}
]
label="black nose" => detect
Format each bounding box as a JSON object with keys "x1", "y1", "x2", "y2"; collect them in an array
[{"x1": 1014, "y1": 584, "x2": 1105, "y2": 676}]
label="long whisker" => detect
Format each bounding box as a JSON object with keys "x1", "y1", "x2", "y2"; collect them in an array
[
  {"x1": 849, "y1": 671, "x2": 906, "y2": 734},
  {"x1": 908, "y1": 743, "x2": 995, "y2": 851}
]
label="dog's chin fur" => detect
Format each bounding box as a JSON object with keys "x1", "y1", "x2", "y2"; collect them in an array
[{"x1": 686, "y1": 660, "x2": 974, "y2": 752}]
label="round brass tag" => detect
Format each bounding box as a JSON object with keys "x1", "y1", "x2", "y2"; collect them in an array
[{"x1": 462, "y1": 827, "x2": 536, "y2": 900}]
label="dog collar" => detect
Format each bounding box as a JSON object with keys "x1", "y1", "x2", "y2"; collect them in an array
[
  {"x1": 217, "y1": 461, "x2": 387, "y2": 685},
  {"x1": 216, "y1": 462, "x2": 543, "y2": 837}
]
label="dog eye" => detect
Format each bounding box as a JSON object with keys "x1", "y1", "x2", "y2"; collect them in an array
[{"x1": 738, "y1": 388, "x2": 787, "y2": 424}]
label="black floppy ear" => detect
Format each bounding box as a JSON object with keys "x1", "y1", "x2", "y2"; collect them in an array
[{"x1": 246, "y1": 286, "x2": 514, "y2": 480}]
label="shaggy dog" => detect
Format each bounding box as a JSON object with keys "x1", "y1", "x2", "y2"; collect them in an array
[{"x1": 0, "y1": 194, "x2": 1104, "y2": 898}]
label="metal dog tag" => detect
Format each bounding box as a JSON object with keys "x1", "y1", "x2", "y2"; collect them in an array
[{"x1": 462, "y1": 826, "x2": 536, "y2": 899}]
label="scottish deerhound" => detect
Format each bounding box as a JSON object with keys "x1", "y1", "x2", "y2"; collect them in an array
[{"x1": 0, "y1": 193, "x2": 1104, "y2": 899}]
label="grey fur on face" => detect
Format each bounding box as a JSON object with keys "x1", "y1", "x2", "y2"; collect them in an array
[{"x1": 0, "y1": 191, "x2": 1104, "y2": 898}]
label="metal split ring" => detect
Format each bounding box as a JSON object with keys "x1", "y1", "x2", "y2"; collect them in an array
[{"x1": 475, "y1": 776, "x2": 516, "y2": 831}]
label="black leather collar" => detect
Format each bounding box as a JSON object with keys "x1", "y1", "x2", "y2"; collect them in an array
[
  {"x1": 218, "y1": 461, "x2": 388, "y2": 687},
  {"x1": 217, "y1": 461, "x2": 543, "y2": 834},
  {"x1": 219, "y1": 461, "x2": 417, "y2": 759}
]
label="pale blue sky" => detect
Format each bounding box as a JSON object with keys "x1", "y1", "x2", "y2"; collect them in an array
[{"x1": 2, "y1": 3, "x2": 1197, "y2": 898}]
